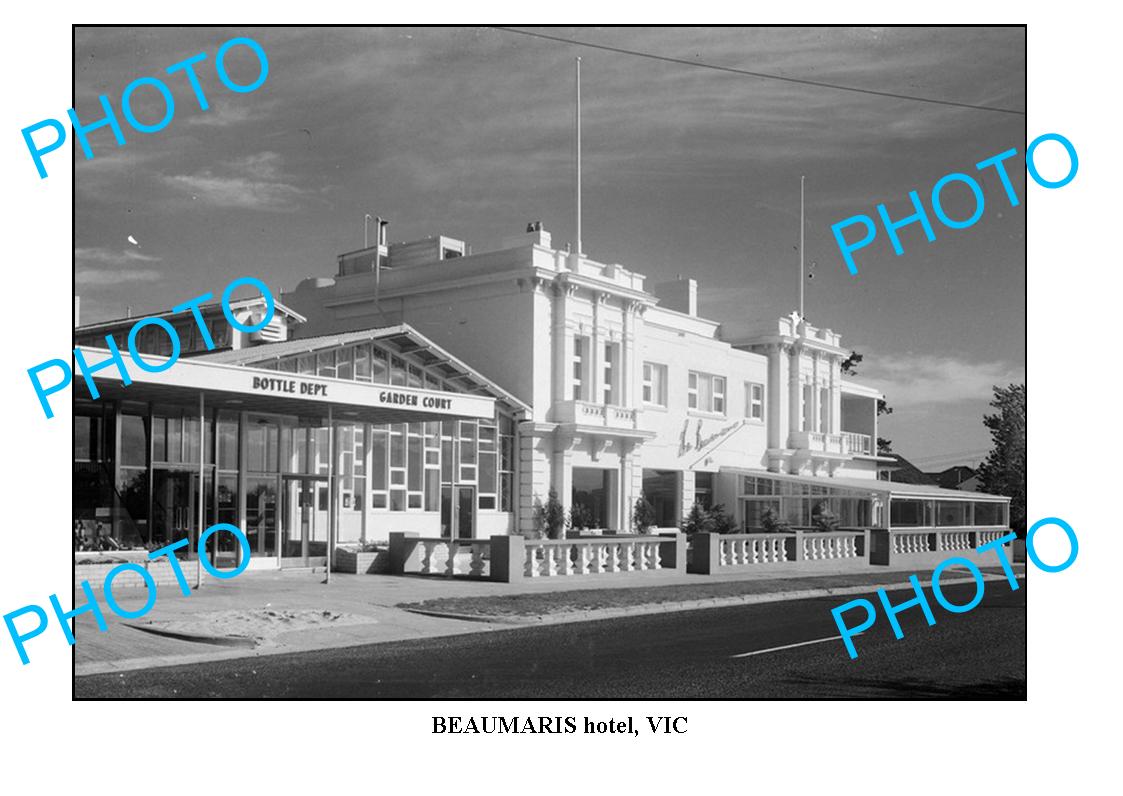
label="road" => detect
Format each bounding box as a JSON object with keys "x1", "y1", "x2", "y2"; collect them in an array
[{"x1": 75, "y1": 580, "x2": 1026, "y2": 699}]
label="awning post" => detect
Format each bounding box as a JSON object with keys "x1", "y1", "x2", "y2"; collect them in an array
[{"x1": 196, "y1": 391, "x2": 205, "y2": 589}]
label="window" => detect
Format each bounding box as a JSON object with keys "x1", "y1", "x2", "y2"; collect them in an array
[
  {"x1": 974, "y1": 502, "x2": 1005, "y2": 526},
  {"x1": 688, "y1": 371, "x2": 726, "y2": 414},
  {"x1": 801, "y1": 384, "x2": 813, "y2": 431},
  {"x1": 643, "y1": 362, "x2": 667, "y2": 407},
  {"x1": 603, "y1": 342, "x2": 618, "y2": 405},
  {"x1": 642, "y1": 470, "x2": 679, "y2": 528},
  {"x1": 694, "y1": 472, "x2": 713, "y2": 510},
  {"x1": 572, "y1": 336, "x2": 589, "y2": 401},
  {"x1": 746, "y1": 382, "x2": 764, "y2": 420},
  {"x1": 819, "y1": 387, "x2": 829, "y2": 432}
]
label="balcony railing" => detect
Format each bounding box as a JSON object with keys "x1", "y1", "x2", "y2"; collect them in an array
[
  {"x1": 553, "y1": 400, "x2": 639, "y2": 429},
  {"x1": 789, "y1": 430, "x2": 873, "y2": 456},
  {"x1": 842, "y1": 431, "x2": 873, "y2": 455}
]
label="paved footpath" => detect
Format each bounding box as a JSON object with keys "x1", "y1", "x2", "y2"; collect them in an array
[{"x1": 74, "y1": 562, "x2": 1026, "y2": 676}]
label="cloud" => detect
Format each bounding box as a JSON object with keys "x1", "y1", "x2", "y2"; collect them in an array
[
  {"x1": 162, "y1": 151, "x2": 302, "y2": 210},
  {"x1": 183, "y1": 103, "x2": 259, "y2": 128},
  {"x1": 856, "y1": 353, "x2": 1023, "y2": 406},
  {"x1": 76, "y1": 247, "x2": 163, "y2": 286}
]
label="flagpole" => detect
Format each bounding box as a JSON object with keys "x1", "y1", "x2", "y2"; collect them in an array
[
  {"x1": 799, "y1": 175, "x2": 805, "y2": 320},
  {"x1": 575, "y1": 56, "x2": 582, "y2": 257}
]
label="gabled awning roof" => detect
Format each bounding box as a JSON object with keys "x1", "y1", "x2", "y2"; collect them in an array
[{"x1": 195, "y1": 323, "x2": 531, "y2": 415}]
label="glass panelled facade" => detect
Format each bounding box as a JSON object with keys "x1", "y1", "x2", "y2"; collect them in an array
[
  {"x1": 890, "y1": 496, "x2": 1008, "y2": 529},
  {"x1": 251, "y1": 343, "x2": 516, "y2": 518},
  {"x1": 735, "y1": 476, "x2": 1009, "y2": 532},
  {"x1": 74, "y1": 338, "x2": 518, "y2": 557},
  {"x1": 740, "y1": 475, "x2": 871, "y2": 530}
]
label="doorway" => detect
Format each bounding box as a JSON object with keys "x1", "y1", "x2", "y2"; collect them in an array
[
  {"x1": 441, "y1": 485, "x2": 476, "y2": 540},
  {"x1": 150, "y1": 469, "x2": 197, "y2": 554},
  {"x1": 281, "y1": 475, "x2": 329, "y2": 567}
]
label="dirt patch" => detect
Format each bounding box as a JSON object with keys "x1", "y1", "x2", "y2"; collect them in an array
[{"x1": 127, "y1": 608, "x2": 376, "y2": 647}]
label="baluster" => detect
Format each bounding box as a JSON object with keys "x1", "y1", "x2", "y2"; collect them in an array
[
  {"x1": 539, "y1": 545, "x2": 553, "y2": 576},
  {"x1": 445, "y1": 542, "x2": 458, "y2": 577},
  {"x1": 719, "y1": 539, "x2": 730, "y2": 567},
  {"x1": 591, "y1": 544, "x2": 604, "y2": 573},
  {"x1": 651, "y1": 541, "x2": 662, "y2": 570},
  {"x1": 604, "y1": 544, "x2": 618, "y2": 573},
  {"x1": 573, "y1": 543, "x2": 587, "y2": 575},
  {"x1": 469, "y1": 544, "x2": 485, "y2": 578},
  {"x1": 524, "y1": 545, "x2": 536, "y2": 577}
]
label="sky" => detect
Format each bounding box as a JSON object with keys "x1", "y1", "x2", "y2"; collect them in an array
[{"x1": 73, "y1": 26, "x2": 1026, "y2": 468}]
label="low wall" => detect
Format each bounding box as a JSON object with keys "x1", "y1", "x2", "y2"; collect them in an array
[
  {"x1": 870, "y1": 528, "x2": 1015, "y2": 568},
  {"x1": 389, "y1": 532, "x2": 687, "y2": 583},
  {"x1": 688, "y1": 530, "x2": 869, "y2": 574},
  {"x1": 492, "y1": 533, "x2": 686, "y2": 583},
  {"x1": 389, "y1": 533, "x2": 491, "y2": 578},
  {"x1": 333, "y1": 548, "x2": 391, "y2": 574},
  {"x1": 74, "y1": 558, "x2": 214, "y2": 590}
]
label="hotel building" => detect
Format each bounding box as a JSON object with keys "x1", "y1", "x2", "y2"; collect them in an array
[{"x1": 72, "y1": 222, "x2": 1010, "y2": 568}]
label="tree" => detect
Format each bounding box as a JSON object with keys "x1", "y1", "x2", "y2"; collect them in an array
[
  {"x1": 841, "y1": 351, "x2": 864, "y2": 375},
  {"x1": 680, "y1": 502, "x2": 714, "y2": 535},
  {"x1": 760, "y1": 505, "x2": 792, "y2": 534},
  {"x1": 811, "y1": 501, "x2": 840, "y2": 532},
  {"x1": 877, "y1": 398, "x2": 894, "y2": 453},
  {"x1": 841, "y1": 350, "x2": 894, "y2": 453},
  {"x1": 680, "y1": 502, "x2": 738, "y2": 535},
  {"x1": 632, "y1": 494, "x2": 658, "y2": 534},
  {"x1": 534, "y1": 488, "x2": 567, "y2": 539},
  {"x1": 707, "y1": 504, "x2": 738, "y2": 535},
  {"x1": 567, "y1": 503, "x2": 594, "y2": 532},
  {"x1": 976, "y1": 384, "x2": 1027, "y2": 535}
]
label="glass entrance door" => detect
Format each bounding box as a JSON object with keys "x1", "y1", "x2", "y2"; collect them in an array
[
  {"x1": 281, "y1": 476, "x2": 329, "y2": 568},
  {"x1": 151, "y1": 470, "x2": 195, "y2": 554},
  {"x1": 441, "y1": 485, "x2": 476, "y2": 540},
  {"x1": 151, "y1": 469, "x2": 217, "y2": 562}
]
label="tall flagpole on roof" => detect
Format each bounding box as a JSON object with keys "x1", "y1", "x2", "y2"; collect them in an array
[
  {"x1": 575, "y1": 56, "x2": 582, "y2": 257},
  {"x1": 799, "y1": 175, "x2": 805, "y2": 321}
]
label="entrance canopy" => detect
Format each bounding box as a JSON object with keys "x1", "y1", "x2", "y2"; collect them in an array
[{"x1": 75, "y1": 346, "x2": 496, "y2": 425}]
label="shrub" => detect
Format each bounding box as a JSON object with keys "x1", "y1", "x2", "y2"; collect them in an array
[
  {"x1": 680, "y1": 502, "x2": 715, "y2": 536},
  {"x1": 760, "y1": 505, "x2": 792, "y2": 534},
  {"x1": 632, "y1": 494, "x2": 658, "y2": 533},
  {"x1": 708, "y1": 504, "x2": 738, "y2": 535},
  {"x1": 567, "y1": 503, "x2": 595, "y2": 532},
  {"x1": 534, "y1": 488, "x2": 567, "y2": 540},
  {"x1": 811, "y1": 501, "x2": 840, "y2": 532},
  {"x1": 681, "y1": 502, "x2": 739, "y2": 535}
]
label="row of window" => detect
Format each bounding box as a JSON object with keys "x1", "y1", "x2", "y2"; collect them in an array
[
  {"x1": 572, "y1": 337, "x2": 621, "y2": 404},
  {"x1": 84, "y1": 402, "x2": 516, "y2": 515},
  {"x1": 642, "y1": 362, "x2": 764, "y2": 420},
  {"x1": 255, "y1": 343, "x2": 445, "y2": 390}
]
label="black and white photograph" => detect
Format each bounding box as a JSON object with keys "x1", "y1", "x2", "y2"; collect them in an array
[{"x1": 62, "y1": 25, "x2": 1031, "y2": 700}]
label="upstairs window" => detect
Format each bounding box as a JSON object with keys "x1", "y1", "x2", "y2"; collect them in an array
[
  {"x1": 572, "y1": 336, "x2": 589, "y2": 401},
  {"x1": 746, "y1": 382, "x2": 764, "y2": 420},
  {"x1": 688, "y1": 371, "x2": 726, "y2": 414},
  {"x1": 643, "y1": 362, "x2": 667, "y2": 407}
]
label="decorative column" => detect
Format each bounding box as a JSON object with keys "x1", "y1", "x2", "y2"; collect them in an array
[
  {"x1": 622, "y1": 300, "x2": 639, "y2": 407},
  {"x1": 788, "y1": 345, "x2": 801, "y2": 438},
  {"x1": 590, "y1": 291, "x2": 606, "y2": 404},
  {"x1": 811, "y1": 351, "x2": 822, "y2": 432},
  {"x1": 552, "y1": 281, "x2": 578, "y2": 407}
]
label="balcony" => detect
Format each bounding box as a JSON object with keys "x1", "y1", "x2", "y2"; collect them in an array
[
  {"x1": 553, "y1": 400, "x2": 639, "y2": 430},
  {"x1": 842, "y1": 431, "x2": 873, "y2": 456},
  {"x1": 789, "y1": 430, "x2": 873, "y2": 456}
]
